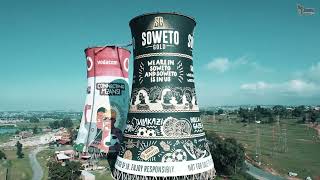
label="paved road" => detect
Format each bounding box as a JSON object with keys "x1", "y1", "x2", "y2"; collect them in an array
[
  {"x1": 246, "y1": 161, "x2": 286, "y2": 180},
  {"x1": 29, "y1": 146, "x2": 44, "y2": 180}
]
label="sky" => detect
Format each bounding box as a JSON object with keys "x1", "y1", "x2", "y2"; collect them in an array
[{"x1": 0, "y1": 0, "x2": 319, "y2": 111}]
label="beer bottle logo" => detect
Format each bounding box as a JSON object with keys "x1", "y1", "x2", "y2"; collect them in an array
[{"x1": 154, "y1": 16, "x2": 164, "y2": 28}]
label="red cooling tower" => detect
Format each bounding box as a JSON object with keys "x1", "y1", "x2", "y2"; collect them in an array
[{"x1": 74, "y1": 46, "x2": 130, "y2": 156}]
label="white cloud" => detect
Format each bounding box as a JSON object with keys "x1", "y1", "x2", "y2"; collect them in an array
[
  {"x1": 285, "y1": 79, "x2": 317, "y2": 93},
  {"x1": 240, "y1": 81, "x2": 271, "y2": 91},
  {"x1": 207, "y1": 57, "x2": 230, "y2": 72},
  {"x1": 239, "y1": 60, "x2": 320, "y2": 102},
  {"x1": 240, "y1": 79, "x2": 318, "y2": 96},
  {"x1": 207, "y1": 55, "x2": 272, "y2": 73}
]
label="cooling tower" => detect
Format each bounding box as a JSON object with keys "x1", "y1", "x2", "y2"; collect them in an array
[
  {"x1": 74, "y1": 46, "x2": 130, "y2": 156},
  {"x1": 113, "y1": 13, "x2": 216, "y2": 179}
]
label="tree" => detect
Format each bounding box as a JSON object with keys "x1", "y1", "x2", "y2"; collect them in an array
[
  {"x1": 48, "y1": 161, "x2": 83, "y2": 180},
  {"x1": 0, "y1": 150, "x2": 6, "y2": 160},
  {"x1": 292, "y1": 105, "x2": 305, "y2": 117},
  {"x1": 49, "y1": 118, "x2": 74, "y2": 129},
  {"x1": 29, "y1": 116, "x2": 40, "y2": 123},
  {"x1": 302, "y1": 116, "x2": 307, "y2": 123},
  {"x1": 16, "y1": 141, "x2": 24, "y2": 158},
  {"x1": 20, "y1": 126, "x2": 28, "y2": 131},
  {"x1": 310, "y1": 110, "x2": 318, "y2": 123},
  {"x1": 33, "y1": 125, "x2": 39, "y2": 134},
  {"x1": 68, "y1": 128, "x2": 77, "y2": 144},
  {"x1": 217, "y1": 109, "x2": 224, "y2": 115},
  {"x1": 238, "y1": 108, "x2": 249, "y2": 122},
  {"x1": 207, "y1": 132, "x2": 246, "y2": 175},
  {"x1": 62, "y1": 117, "x2": 73, "y2": 128},
  {"x1": 272, "y1": 105, "x2": 286, "y2": 117},
  {"x1": 49, "y1": 120, "x2": 61, "y2": 129}
]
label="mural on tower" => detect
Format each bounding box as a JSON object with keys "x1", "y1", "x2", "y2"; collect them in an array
[
  {"x1": 74, "y1": 46, "x2": 130, "y2": 155},
  {"x1": 113, "y1": 13, "x2": 216, "y2": 179}
]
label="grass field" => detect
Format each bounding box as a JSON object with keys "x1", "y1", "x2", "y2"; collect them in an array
[
  {"x1": 36, "y1": 148, "x2": 113, "y2": 180},
  {"x1": 0, "y1": 148, "x2": 33, "y2": 180},
  {"x1": 36, "y1": 149, "x2": 55, "y2": 180},
  {"x1": 3, "y1": 116, "x2": 318, "y2": 179},
  {"x1": 92, "y1": 171, "x2": 113, "y2": 180},
  {"x1": 203, "y1": 115, "x2": 320, "y2": 179},
  {"x1": 0, "y1": 133, "x2": 14, "y2": 144}
]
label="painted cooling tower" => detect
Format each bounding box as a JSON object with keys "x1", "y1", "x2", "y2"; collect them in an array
[
  {"x1": 113, "y1": 13, "x2": 216, "y2": 179},
  {"x1": 74, "y1": 46, "x2": 130, "y2": 155}
]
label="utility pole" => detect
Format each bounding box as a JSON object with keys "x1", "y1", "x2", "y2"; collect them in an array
[
  {"x1": 255, "y1": 114, "x2": 261, "y2": 165},
  {"x1": 276, "y1": 115, "x2": 281, "y2": 152},
  {"x1": 281, "y1": 124, "x2": 288, "y2": 153},
  {"x1": 272, "y1": 123, "x2": 275, "y2": 157},
  {"x1": 276, "y1": 115, "x2": 288, "y2": 153}
]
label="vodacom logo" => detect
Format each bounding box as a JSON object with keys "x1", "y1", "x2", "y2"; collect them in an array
[
  {"x1": 87, "y1": 56, "x2": 93, "y2": 71},
  {"x1": 123, "y1": 58, "x2": 129, "y2": 72}
]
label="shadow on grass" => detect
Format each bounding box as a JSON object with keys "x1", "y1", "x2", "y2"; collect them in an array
[{"x1": 106, "y1": 152, "x2": 118, "y2": 173}]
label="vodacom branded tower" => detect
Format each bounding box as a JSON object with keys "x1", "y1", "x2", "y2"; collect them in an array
[
  {"x1": 113, "y1": 13, "x2": 216, "y2": 179},
  {"x1": 75, "y1": 46, "x2": 130, "y2": 156}
]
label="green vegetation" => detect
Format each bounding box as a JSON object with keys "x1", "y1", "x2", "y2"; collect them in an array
[
  {"x1": 92, "y1": 171, "x2": 113, "y2": 180},
  {"x1": 33, "y1": 125, "x2": 39, "y2": 134},
  {"x1": 0, "y1": 150, "x2": 6, "y2": 160},
  {"x1": 206, "y1": 131, "x2": 257, "y2": 179},
  {"x1": 36, "y1": 149, "x2": 54, "y2": 180},
  {"x1": 49, "y1": 117, "x2": 74, "y2": 129},
  {"x1": 207, "y1": 132, "x2": 246, "y2": 176},
  {"x1": 0, "y1": 148, "x2": 33, "y2": 180},
  {"x1": 236, "y1": 105, "x2": 320, "y2": 124},
  {"x1": 68, "y1": 128, "x2": 77, "y2": 144},
  {"x1": 16, "y1": 141, "x2": 24, "y2": 158},
  {"x1": 37, "y1": 149, "x2": 114, "y2": 180},
  {"x1": 47, "y1": 161, "x2": 83, "y2": 180},
  {"x1": 29, "y1": 117, "x2": 40, "y2": 123},
  {"x1": 0, "y1": 133, "x2": 15, "y2": 144},
  {"x1": 217, "y1": 109, "x2": 224, "y2": 115},
  {"x1": 203, "y1": 115, "x2": 320, "y2": 179},
  {"x1": 17, "y1": 120, "x2": 52, "y2": 129}
]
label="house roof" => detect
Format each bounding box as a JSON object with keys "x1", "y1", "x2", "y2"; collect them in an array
[
  {"x1": 56, "y1": 153, "x2": 70, "y2": 160},
  {"x1": 81, "y1": 155, "x2": 91, "y2": 159}
]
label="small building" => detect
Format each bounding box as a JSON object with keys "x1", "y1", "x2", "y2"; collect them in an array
[
  {"x1": 63, "y1": 150, "x2": 75, "y2": 159},
  {"x1": 55, "y1": 153, "x2": 71, "y2": 163}
]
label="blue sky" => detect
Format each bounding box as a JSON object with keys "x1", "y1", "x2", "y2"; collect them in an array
[{"x1": 0, "y1": 0, "x2": 319, "y2": 111}]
